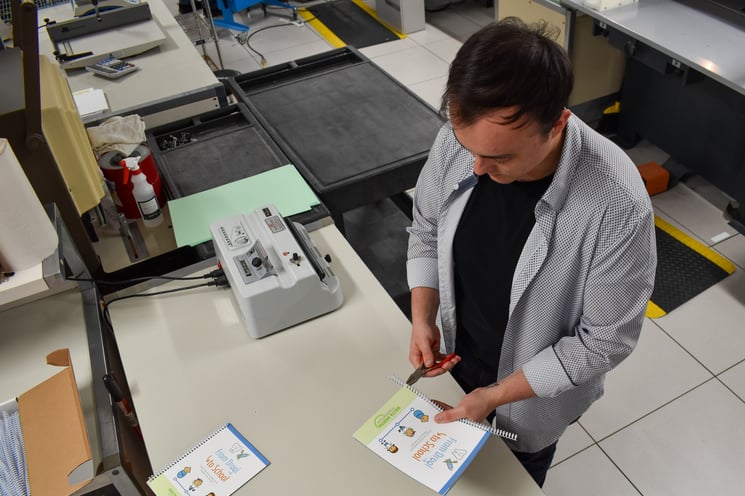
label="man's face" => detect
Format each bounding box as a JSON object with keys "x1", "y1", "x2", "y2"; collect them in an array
[{"x1": 452, "y1": 107, "x2": 569, "y2": 184}]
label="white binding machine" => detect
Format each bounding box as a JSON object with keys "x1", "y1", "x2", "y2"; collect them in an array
[{"x1": 210, "y1": 205, "x2": 343, "y2": 338}]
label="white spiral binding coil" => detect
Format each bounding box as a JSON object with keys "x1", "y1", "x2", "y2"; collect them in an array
[
  {"x1": 148, "y1": 424, "x2": 229, "y2": 481},
  {"x1": 0, "y1": 409, "x2": 29, "y2": 496},
  {"x1": 389, "y1": 375, "x2": 518, "y2": 442}
]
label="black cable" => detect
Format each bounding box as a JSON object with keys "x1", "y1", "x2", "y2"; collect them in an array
[
  {"x1": 236, "y1": 11, "x2": 316, "y2": 67},
  {"x1": 237, "y1": 23, "x2": 285, "y2": 66},
  {"x1": 67, "y1": 268, "x2": 224, "y2": 286},
  {"x1": 101, "y1": 277, "x2": 229, "y2": 329}
]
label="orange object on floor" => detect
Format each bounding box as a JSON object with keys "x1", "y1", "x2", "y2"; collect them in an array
[{"x1": 637, "y1": 162, "x2": 670, "y2": 196}]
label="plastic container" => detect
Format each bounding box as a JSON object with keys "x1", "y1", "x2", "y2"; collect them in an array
[
  {"x1": 99, "y1": 145, "x2": 164, "y2": 220},
  {"x1": 121, "y1": 157, "x2": 163, "y2": 227}
]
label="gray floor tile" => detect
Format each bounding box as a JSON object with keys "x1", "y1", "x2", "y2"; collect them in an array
[
  {"x1": 579, "y1": 319, "x2": 712, "y2": 441},
  {"x1": 551, "y1": 422, "x2": 594, "y2": 466},
  {"x1": 369, "y1": 45, "x2": 450, "y2": 85},
  {"x1": 653, "y1": 269, "x2": 745, "y2": 374},
  {"x1": 652, "y1": 183, "x2": 739, "y2": 245},
  {"x1": 600, "y1": 379, "x2": 745, "y2": 496},
  {"x1": 544, "y1": 445, "x2": 640, "y2": 496},
  {"x1": 715, "y1": 233, "x2": 745, "y2": 270},
  {"x1": 407, "y1": 76, "x2": 448, "y2": 109},
  {"x1": 719, "y1": 360, "x2": 745, "y2": 402}
]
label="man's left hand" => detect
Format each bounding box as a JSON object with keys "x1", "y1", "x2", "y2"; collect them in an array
[
  {"x1": 433, "y1": 386, "x2": 498, "y2": 424},
  {"x1": 433, "y1": 368, "x2": 537, "y2": 424}
]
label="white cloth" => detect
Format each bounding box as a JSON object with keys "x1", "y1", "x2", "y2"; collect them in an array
[{"x1": 86, "y1": 115, "x2": 146, "y2": 157}]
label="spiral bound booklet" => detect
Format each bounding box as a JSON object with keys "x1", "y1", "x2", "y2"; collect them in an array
[
  {"x1": 353, "y1": 377, "x2": 517, "y2": 495},
  {"x1": 147, "y1": 423, "x2": 269, "y2": 496}
]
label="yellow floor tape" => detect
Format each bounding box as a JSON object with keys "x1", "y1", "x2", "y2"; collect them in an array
[
  {"x1": 298, "y1": 7, "x2": 347, "y2": 48},
  {"x1": 350, "y1": 0, "x2": 406, "y2": 39},
  {"x1": 646, "y1": 215, "x2": 736, "y2": 318},
  {"x1": 297, "y1": 0, "x2": 405, "y2": 49}
]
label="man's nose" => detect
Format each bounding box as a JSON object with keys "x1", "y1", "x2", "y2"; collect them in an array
[{"x1": 472, "y1": 156, "x2": 487, "y2": 176}]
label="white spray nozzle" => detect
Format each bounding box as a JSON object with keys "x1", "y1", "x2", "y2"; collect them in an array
[
  {"x1": 120, "y1": 156, "x2": 140, "y2": 171},
  {"x1": 120, "y1": 156, "x2": 143, "y2": 184}
]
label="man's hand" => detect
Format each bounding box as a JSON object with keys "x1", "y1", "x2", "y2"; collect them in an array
[
  {"x1": 409, "y1": 319, "x2": 441, "y2": 369},
  {"x1": 409, "y1": 321, "x2": 461, "y2": 378},
  {"x1": 409, "y1": 287, "x2": 457, "y2": 373},
  {"x1": 409, "y1": 287, "x2": 441, "y2": 370},
  {"x1": 434, "y1": 386, "x2": 498, "y2": 424},
  {"x1": 433, "y1": 369, "x2": 537, "y2": 424}
]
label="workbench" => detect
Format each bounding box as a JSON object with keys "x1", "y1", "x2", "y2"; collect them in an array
[
  {"x1": 105, "y1": 224, "x2": 546, "y2": 495},
  {"x1": 1, "y1": 222, "x2": 545, "y2": 495},
  {"x1": 36, "y1": 0, "x2": 225, "y2": 127},
  {"x1": 561, "y1": 0, "x2": 745, "y2": 224}
]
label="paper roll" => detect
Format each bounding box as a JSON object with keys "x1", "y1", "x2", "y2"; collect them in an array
[{"x1": 0, "y1": 139, "x2": 59, "y2": 272}]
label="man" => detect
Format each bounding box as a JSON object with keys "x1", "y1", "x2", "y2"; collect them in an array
[{"x1": 406, "y1": 18, "x2": 656, "y2": 486}]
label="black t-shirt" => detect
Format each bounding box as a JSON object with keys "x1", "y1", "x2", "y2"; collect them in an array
[{"x1": 453, "y1": 173, "x2": 554, "y2": 372}]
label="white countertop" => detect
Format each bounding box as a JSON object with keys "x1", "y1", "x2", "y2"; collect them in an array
[
  {"x1": 108, "y1": 224, "x2": 545, "y2": 495},
  {"x1": 37, "y1": 0, "x2": 222, "y2": 126}
]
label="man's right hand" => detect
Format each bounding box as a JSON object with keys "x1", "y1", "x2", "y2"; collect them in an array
[
  {"x1": 408, "y1": 287, "x2": 460, "y2": 377},
  {"x1": 409, "y1": 319, "x2": 441, "y2": 369}
]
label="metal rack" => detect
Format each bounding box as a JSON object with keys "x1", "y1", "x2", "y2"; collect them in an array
[
  {"x1": 0, "y1": 0, "x2": 67, "y2": 24},
  {"x1": 175, "y1": 0, "x2": 224, "y2": 70}
]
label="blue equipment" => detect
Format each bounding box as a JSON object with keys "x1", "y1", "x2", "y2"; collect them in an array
[{"x1": 213, "y1": 0, "x2": 297, "y2": 31}]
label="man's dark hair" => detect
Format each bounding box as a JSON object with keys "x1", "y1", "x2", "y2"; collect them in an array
[{"x1": 442, "y1": 17, "x2": 573, "y2": 136}]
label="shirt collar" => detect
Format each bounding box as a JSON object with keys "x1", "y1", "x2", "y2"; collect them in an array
[{"x1": 540, "y1": 114, "x2": 580, "y2": 213}]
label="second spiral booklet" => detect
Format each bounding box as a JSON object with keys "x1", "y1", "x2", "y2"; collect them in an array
[
  {"x1": 353, "y1": 376, "x2": 517, "y2": 495},
  {"x1": 147, "y1": 423, "x2": 269, "y2": 496}
]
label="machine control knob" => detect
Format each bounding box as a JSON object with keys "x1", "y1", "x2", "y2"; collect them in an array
[
  {"x1": 324, "y1": 254, "x2": 332, "y2": 263},
  {"x1": 290, "y1": 252, "x2": 301, "y2": 264},
  {"x1": 251, "y1": 257, "x2": 263, "y2": 268}
]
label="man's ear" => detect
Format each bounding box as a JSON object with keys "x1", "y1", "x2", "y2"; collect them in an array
[{"x1": 550, "y1": 108, "x2": 572, "y2": 139}]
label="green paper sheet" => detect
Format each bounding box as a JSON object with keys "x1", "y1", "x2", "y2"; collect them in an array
[{"x1": 168, "y1": 164, "x2": 320, "y2": 247}]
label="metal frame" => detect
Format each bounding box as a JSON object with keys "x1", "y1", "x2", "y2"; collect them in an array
[{"x1": 38, "y1": 203, "x2": 146, "y2": 496}]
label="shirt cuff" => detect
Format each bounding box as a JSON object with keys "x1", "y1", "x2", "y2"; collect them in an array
[
  {"x1": 406, "y1": 257, "x2": 439, "y2": 290},
  {"x1": 522, "y1": 346, "x2": 575, "y2": 398}
]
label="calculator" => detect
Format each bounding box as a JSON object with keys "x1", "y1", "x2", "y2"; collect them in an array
[{"x1": 85, "y1": 57, "x2": 139, "y2": 79}]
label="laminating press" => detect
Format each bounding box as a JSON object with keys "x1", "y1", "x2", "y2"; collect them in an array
[{"x1": 210, "y1": 205, "x2": 343, "y2": 338}]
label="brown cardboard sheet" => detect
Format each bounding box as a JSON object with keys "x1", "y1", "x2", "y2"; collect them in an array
[{"x1": 16, "y1": 349, "x2": 93, "y2": 495}]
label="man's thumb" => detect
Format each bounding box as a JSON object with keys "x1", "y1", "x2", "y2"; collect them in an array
[{"x1": 434, "y1": 409, "x2": 459, "y2": 424}]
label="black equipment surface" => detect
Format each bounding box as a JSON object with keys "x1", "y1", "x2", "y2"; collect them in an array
[
  {"x1": 145, "y1": 103, "x2": 330, "y2": 231},
  {"x1": 147, "y1": 103, "x2": 287, "y2": 197},
  {"x1": 227, "y1": 47, "x2": 445, "y2": 226},
  {"x1": 650, "y1": 223, "x2": 732, "y2": 315},
  {"x1": 615, "y1": 56, "x2": 745, "y2": 221},
  {"x1": 307, "y1": 0, "x2": 400, "y2": 48}
]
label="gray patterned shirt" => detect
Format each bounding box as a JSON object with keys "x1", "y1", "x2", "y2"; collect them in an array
[{"x1": 407, "y1": 114, "x2": 656, "y2": 452}]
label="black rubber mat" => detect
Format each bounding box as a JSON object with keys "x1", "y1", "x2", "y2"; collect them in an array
[
  {"x1": 307, "y1": 0, "x2": 400, "y2": 48},
  {"x1": 229, "y1": 47, "x2": 445, "y2": 215},
  {"x1": 649, "y1": 219, "x2": 734, "y2": 316}
]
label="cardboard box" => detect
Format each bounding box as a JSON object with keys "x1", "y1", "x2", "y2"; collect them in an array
[{"x1": 0, "y1": 349, "x2": 93, "y2": 495}]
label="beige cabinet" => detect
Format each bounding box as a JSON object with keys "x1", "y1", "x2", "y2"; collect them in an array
[{"x1": 497, "y1": 0, "x2": 625, "y2": 106}]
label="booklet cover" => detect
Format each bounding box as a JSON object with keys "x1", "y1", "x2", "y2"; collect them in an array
[
  {"x1": 147, "y1": 423, "x2": 269, "y2": 496},
  {"x1": 353, "y1": 377, "x2": 516, "y2": 495}
]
